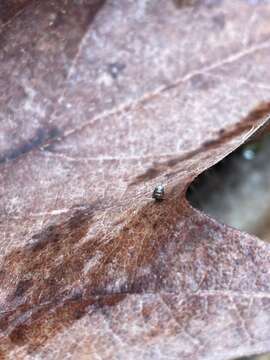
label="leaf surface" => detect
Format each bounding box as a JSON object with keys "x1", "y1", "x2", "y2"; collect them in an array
[{"x1": 1, "y1": 1, "x2": 270, "y2": 359}]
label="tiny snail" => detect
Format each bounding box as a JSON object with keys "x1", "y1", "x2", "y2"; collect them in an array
[{"x1": 152, "y1": 184, "x2": 165, "y2": 201}]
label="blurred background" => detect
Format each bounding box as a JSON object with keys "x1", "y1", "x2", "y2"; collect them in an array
[
  {"x1": 238, "y1": 355, "x2": 270, "y2": 360},
  {"x1": 187, "y1": 126, "x2": 270, "y2": 360}
]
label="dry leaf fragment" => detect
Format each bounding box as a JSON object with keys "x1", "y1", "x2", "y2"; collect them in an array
[{"x1": 1, "y1": 1, "x2": 270, "y2": 359}]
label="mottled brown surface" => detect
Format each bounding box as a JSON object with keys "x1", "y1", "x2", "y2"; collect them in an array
[
  {"x1": 1, "y1": 0, "x2": 270, "y2": 359},
  {"x1": 0, "y1": 0, "x2": 32, "y2": 24}
]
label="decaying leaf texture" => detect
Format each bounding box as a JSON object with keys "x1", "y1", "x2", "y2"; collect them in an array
[{"x1": 1, "y1": 0, "x2": 270, "y2": 359}]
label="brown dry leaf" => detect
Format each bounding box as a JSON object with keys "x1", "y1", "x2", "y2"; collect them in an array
[{"x1": 1, "y1": 0, "x2": 270, "y2": 359}]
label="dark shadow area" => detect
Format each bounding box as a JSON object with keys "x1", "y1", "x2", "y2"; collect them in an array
[{"x1": 187, "y1": 123, "x2": 270, "y2": 242}]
